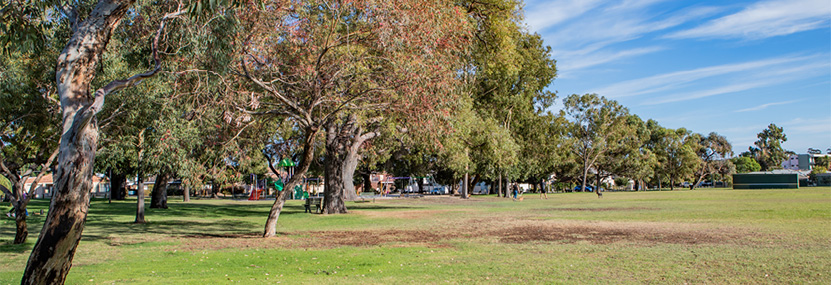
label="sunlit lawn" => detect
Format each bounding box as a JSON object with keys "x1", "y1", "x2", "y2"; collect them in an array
[{"x1": 1, "y1": 187, "x2": 829, "y2": 284}]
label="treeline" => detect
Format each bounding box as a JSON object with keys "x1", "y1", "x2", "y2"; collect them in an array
[{"x1": 0, "y1": 0, "x2": 787, "y2": 283}]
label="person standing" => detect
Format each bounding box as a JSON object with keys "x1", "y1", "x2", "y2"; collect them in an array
[
  {"x1": 511, "y1": 183, "x2": 519, "y2": 201},
  {"x1": 540, "y1": 182, "x2": 548, "y2": 199}
]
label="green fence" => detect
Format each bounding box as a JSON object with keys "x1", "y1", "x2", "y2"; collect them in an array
[{"x1": 732, "y1": 173, "x2": 799, "y2": 189}]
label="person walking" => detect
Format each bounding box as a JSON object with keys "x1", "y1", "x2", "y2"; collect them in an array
[
  {"x1": 511, "y1": 183, "x2": 519, "y2": 201},
  {"x1": 540, "y1": 182, "x2": 548, "y2": 199}
]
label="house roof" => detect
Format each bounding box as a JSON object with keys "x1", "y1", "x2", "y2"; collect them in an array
[{"x1": 25, "y1": 174, "x2": 104, "y2": 185}]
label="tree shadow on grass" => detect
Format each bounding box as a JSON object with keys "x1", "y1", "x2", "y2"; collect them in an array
[
  {"x1": 345, "y1": 204, "x2": 418, "y2": 211},
  {"x1": 0, "y1": 241, "x2": 33, "y2": 254},
  {"x1": 80, "y1": 219, "x2": 264, "y2": 244}
]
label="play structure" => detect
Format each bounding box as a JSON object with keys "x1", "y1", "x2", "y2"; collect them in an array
[{"x1": 249, "y1": 158, "x2": 297, "y2": 201}]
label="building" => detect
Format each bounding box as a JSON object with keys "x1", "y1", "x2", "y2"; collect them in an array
[
  {"x1": 781, "y1": 153, "x2": 830, "y2": 171},
  {"x1": 24, "y1": 174, "x2": 109, "y2": 199}
]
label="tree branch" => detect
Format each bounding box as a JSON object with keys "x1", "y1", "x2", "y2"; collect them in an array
[
  {"x1": 23, "y1": 147, "x2": 59, "y2": 205},
  {"x1": 70, "y1": 5, "x2": 186, "y2": 142}
]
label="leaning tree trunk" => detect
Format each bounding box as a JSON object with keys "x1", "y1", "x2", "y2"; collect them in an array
[
  {"x1": 341, "y1": 149, "x2": 361, "y2": 202},
  {"x1": 1, "y1": 148, "x2": 60, "y2": 245},
  {"x1": 150, "y1": 171, "x2": 170, "y2": 209},
  {"x1": 22, "y1": 1, "x2": 153, "y2": 283},
  {"x1": 263, "y1": 125, "x2": 319, "y2": 237}
]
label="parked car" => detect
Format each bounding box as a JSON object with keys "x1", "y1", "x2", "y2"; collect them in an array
[
  {"x1": 406, "y1": 176, "x2": 448, "y2": 194},
  {"x1": 472, "y1": 182, "x2": 490, "y2": 194},
  {"x1": 429, "y1": 188, "x2": 447, "y2": 195},
  {"x1": 573, "y1": 185, "x2": 594, "y2": 192}
]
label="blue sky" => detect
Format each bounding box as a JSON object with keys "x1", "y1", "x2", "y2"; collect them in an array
[{"x1": 524, "y1": 0, "x2": 831, "y2": 155}]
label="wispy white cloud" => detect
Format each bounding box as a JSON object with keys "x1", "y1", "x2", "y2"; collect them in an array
[
  {"x1": 734, "y1": 100, "x2": 802, "y2": 112},
  {"x1": 779, "y1": 117, "x2": 831, "y2": 135},
  {"x1": 592, "y1": 54, "x2": 818, "y2": 98},
  {"x1": 524, "y1": 0, "x2": 605, "y2": 33},
  {"x1": 667, "y1": 0, "x2": 831, "y2": 40},
  {"x1": 644, "y1": 81, "x2": 776, "y2": 105},
  {"x1": 558, "y1": 46, "x2": 665, "y2": 72},
  {"x1": 526, "y1": 0, "x2": 722, "y2": 73}
]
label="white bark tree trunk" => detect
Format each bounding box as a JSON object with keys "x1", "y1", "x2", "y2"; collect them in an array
[{"x1": 22, "y1": 2, "x2": 182, "y2": 282}]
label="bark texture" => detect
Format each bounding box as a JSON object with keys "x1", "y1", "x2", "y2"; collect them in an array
[
  {"x1": 22, "y1": 2, "x2": 133, "y2": 283},
  {"x1": 322, "y1": 115, "x2": 378, "y2": 214},
  {"x1": 210, "y1": 182, "x2": 219, "y2": 198},
  {"x1": 150, "y1": 171, "x2": 170, "y2": 209},
  {"x1": 22, "y1": 1, "x2": 183, "y2": 282},
  {"x1": 14, "y1": 208, "x2": 28, "y2": 244}
]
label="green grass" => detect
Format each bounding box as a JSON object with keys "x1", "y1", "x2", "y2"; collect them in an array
[{"x1": 1, "y1": 187, "x2": 829, "y2": 284}]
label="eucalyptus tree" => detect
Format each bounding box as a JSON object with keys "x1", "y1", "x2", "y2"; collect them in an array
[
  {"x1": 562, "y1": 94, "x2": 630, "y2": 197},
  {"x1": 594, "y1": 115, "x2": 654, "y2": 191},
  {"x1": 690, "y1": 132, "x2": 733, "y2": 189},
  {"x1": 0, "y1": 0, "x2": 187, "y2": 282},
  {"x1": 512, "y1": 111, "x2": 566, "y2": 192},
  {"x1": 0, "y1": 45, "x2": 61, "y2": 244},
  {"x1": 748, "y1": 123, "x2": 788, "y2": 171},
  {"x1": 459, "y1": 0, "x2": 558, "y2": 197},
  {"x1": 227, "y1": 0, "x2": 469, "y2": 233},
  {"x1": 650, "y1": 126, "x2": 700, "y2": 190},
  {"x1": 731, "y1": 156, "x2": 761, "y2": 173}
]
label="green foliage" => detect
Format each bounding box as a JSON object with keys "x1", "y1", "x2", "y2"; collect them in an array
[
  {"x1": 813, "y1": 155, "x2": 830, "y2": 169},
  {"x1": 645, "y1": 121, "x2": 701, "y2": 188},
  {"x1": 613, "y1": 177, "x2": 629, "y2": 188},
  {"x1": 0, "y1": 32, "x2": 61, "y2": 184},
  {"x1": 562, "y1": 93, "x2": 630, "y2": 187},
  {"x1": 732, "y1": 156, "x2": 761, "y2": 173},
  {"x1": 748, "y1": 123, "x2": 788, "y2": 171},
  {"x1": 452, "y1": 0, "x2": 558, "y2": 183}
]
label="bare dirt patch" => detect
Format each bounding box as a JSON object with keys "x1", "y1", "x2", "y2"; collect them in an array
[
  {"x1": 354, "y1": 209, "x2": 471, "y2": 219},
  {"x1": 543, "y1": 207, "x2": 659, "y2": 212},
  {"x1": 492, "y1": 224, "x2": 730, "y2": 244},
  {"x1": 168, "y1": 219, "x2": 755, "y2": 252}
]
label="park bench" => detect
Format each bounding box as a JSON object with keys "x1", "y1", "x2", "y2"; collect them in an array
[{"x1": 305, "y1": 197, "x2": 323, "y2": 213}]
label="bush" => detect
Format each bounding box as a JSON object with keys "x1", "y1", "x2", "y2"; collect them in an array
[{"x1": 614, "y1": 177, "x2": 629, "y2": 189}]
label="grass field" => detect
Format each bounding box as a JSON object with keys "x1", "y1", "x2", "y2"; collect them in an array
[{"x1": 1, "y1": 187, "x2": 829, "y2": 284}]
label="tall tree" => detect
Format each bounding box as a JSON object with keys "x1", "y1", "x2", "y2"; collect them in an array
[
  {"x1": 562, "y1": 94, "x2": 629, "y2": 197},
  {"x1": 652, "y1": 127, "x2": 700, "y2": 190},
  {"x1": 748, "y1": 123, "x2": 788, "y2": 171},
  {"x1": 596, "y1": 115, "x2": 654, "y2": 191},
  {"x1": 4, "y1": 1, "x2": 186, "y2": 282},
  {"x1": 229, "y1": 0, "x2": 469, "y2": 233},
  {"x1": 690, "y1": 132, "x2": 733, "y2": 189},
  {"x1": 0, "y1": 45, "x2": 61, "y2": 244},
  {"x1": 459, "y1": 0, "x2": 558, "y2": 197}
]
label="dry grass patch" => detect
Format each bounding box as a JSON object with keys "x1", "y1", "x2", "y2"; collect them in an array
[{"x1": 166, "y1": 218, "x2": 759, "y2": 252}]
